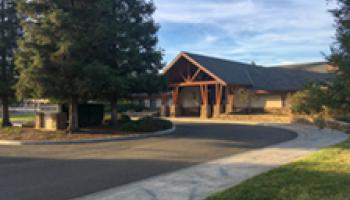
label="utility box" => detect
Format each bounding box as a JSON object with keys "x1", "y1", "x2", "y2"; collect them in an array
[{"x1": 35, "y1": 104, "x2": 67, "y2": 131}]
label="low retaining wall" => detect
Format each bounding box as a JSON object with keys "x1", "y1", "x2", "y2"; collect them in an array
[
  {"x1": 219, "y1": 114, "x2": 293, "y2": 123},
  {"x1": 293, "y1": 115, "x2": 350, "y2": 134}
]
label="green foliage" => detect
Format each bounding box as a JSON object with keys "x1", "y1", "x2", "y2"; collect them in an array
[
  {"x1": 336, "y1": 114, "x2": 350, "y2": 123},
  {"x1": 118, "y1": 114, "x2": 131, "y2": 124},
  {"x1": 0, "y1": 0, "x2": 19, "y2": 126},
  {"x1": 118, "y1": 102, "x2": 145, "y2": 112},
  {"x1": 77, "y1": 104, "x2": 104, "y2": 127},
  {"x1": 97, "y1": 0, "x2": 163, "y2": 100},
  {"x1": 121, "y1": 117, "x2": 172, "y2": 132},
  {"x1": 0, "y1": 0, "x2": 18, "y2": 97},
  {"x1": 291, "y1": 84, "x2": 329, "y2": 115},
  {"x1": 15, "y1": 0, "x2": 112, "y2": 101},
  {"x1": 327, "y1": 0, "x2": 350, "y2": 113}
]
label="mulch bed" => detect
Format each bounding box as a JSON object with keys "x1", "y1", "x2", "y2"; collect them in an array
[{"x1": 0, "y1": 126, "x2": 138, "y2": 141}]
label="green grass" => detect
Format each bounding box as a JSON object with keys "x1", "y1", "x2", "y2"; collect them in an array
[
  {"x1": 207, "y1": 138, "x2": 350, "y2": 200},
  {"x1": 0, "y1": 113, "x2": 35, "y2": 122}
]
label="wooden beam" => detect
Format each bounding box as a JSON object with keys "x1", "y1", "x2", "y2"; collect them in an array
[
  {"x1": 181, "y1": 53, "x2": 227, "y2": 85},
  {"x1": 190, "y1": 68, "x2": 201, "y2": 82},
  {"x1": 171, "y1": 80, "x2": 219, "y2": 87},
  {"x1": 163, "y1": 52, "x2": 227, "y2": 86}
]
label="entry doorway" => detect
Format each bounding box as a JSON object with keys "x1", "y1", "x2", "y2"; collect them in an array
[{"x1": 179, "y1": 86, "x2": 201, "y2": 117}]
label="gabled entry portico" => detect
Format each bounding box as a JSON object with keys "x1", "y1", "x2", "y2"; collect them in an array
[
  {"x1": 159, "y1": 52, "x2": 332, "y2": 118},
  {"x1": 163, "y1": 52, "x2": 237, "y2": 118}
]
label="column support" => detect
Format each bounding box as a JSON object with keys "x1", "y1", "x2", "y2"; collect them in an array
[
  {"x1": 160, "y1": 93, "x2": 168, "y2": 117},
  {"x1": 213, "y1": 84, "x2": 223, "y2": 118},
  {"x1": 200, "y1": 85, "x2": 211, "y2": 118},
  {"x1": 170, "y1": 87, "x2": 181, "y2": 117},
  {"x1": 225, "y1": 86, "x2": 235, "y2": 114}
]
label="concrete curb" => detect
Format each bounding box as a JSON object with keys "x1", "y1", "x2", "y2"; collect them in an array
[
  {"x1": 74, "y1": 122, "x2": 348, "y2": 200},
  {"x1": 0, "y1": 126, "x2": 176, "y2": 146}
]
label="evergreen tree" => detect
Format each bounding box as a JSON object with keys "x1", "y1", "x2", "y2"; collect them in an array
[
  {"x1": 100, "y1": 0, "x2": 163, "y2": 126},
  {"x1": 0, "y1": 0, "x2": 18, "y2": 127},
  {"x1": 328, "y1": 0, "x2": 350, "y2": 113},
  {"x1": 15, "y1": 0, "x2": 111, "y2": 132}
]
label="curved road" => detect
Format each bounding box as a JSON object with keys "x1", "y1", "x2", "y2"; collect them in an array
[{"x1": 0, "y1": 123, "x2": 297, "y2": 200}]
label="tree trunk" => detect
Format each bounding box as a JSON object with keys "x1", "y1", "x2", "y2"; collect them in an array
[
  {"x1": 67, "y1": 97, "x2": 79, "y2": 133},
  {"x1": 110, "y1": 99, "x2": 118, "y2": 127},
  {"x1": 1, "y1": 96, "x2": 12, "y2": 127}
]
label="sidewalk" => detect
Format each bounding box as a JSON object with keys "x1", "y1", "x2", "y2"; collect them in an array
[{"x1": 74, "y1": 122, "x2": 348, "y2": 200}]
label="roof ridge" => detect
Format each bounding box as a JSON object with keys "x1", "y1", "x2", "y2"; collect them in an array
[
  {"x1": 272, "y1": 61, "x2": 328, "y2": 68},
  {"x1": 182, "y1": 51, "x2": 257, "y2": 68}
]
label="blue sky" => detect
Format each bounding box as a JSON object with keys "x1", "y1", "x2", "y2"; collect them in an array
[{"x1": 153, "y1": 0, "x2": 336, "y2": 66}]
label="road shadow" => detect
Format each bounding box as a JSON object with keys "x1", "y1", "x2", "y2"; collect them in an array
[{"x1": 0, "y1": 156, "x2": 193, "y2": 200}]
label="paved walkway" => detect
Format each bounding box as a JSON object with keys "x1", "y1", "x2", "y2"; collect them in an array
[{"x1": 75, "y1": 123, "x2": 348, "y2": 200}]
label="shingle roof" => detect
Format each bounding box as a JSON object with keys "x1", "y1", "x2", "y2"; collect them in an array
[
  {"x1": 275, "y1": 62, "x2": 332, "y2": 73},
  {"x1": 183, "y1": 52, "x2": 334, "y2": 92}
]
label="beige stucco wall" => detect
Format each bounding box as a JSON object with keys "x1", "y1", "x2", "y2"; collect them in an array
[
  {"x1": 252, "y1": 94, "x2": 283, "y2": 108},
  {"x1": 235, "y1": 92, "x2": 284, "y2": 109}
]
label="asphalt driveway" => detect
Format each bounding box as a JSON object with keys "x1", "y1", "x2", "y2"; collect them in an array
[{"x1": 0, "y1": 123, "x2": 297, "y2": 200}]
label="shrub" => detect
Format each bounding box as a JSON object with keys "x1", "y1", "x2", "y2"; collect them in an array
[
  {"x1": 121, "y1": 117, "x2": 172, "y2": 132},
  {"x1": 78, "y1": 104, "x2": 104, "y2": 127},
  {"x1": 336, "y1": 115, "x2": 350, "y2": 123},
  {"x1": 290, "y1": 84, "x2": 328, "y2": 115},
  {"x1": 117, "y1": 102, "x2": 145, "y2": 112},
  {"x1": 118, "y1": 114, "x2": 131, "y2": 124}
]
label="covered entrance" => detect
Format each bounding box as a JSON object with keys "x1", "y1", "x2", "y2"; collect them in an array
[{"x1": 162, "y1": 52, "x2": 239, "y2": 118}]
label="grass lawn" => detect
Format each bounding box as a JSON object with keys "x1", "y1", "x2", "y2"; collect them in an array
[
  {"x1": 0, "y1": 113, "x2": 35, "y2": 122},
  {"x1": 207, "y1": 138, "x2": 350, "y2": 200}
]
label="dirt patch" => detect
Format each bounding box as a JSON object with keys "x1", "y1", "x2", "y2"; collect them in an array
[{"x1": 0, "y1": 127, "x2": 138, "y2": 141}]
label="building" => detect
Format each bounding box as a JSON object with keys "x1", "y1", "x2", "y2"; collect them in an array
[{"x1": 143, "y1": 52, "x2": 334, "y2": 118}]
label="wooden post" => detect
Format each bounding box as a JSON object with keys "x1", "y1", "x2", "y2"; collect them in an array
[
  {"x1": 170, "y1": 87, "x2": 181, "y2": 117},
  {"x1": 226, "y1": 86, "x2": 235, "y2": 114},
  {"x1": 200, "y1": 84, "x2": 211, "y2": 118},
  {"x1": 213, "y1": 84, "x2": 223, "y2": 118},
  {"x1": 160, "y1": 93, "x2": 168, "y2": 117}
]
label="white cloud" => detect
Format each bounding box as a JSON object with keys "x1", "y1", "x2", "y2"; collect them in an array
[
  {"x1": 154, "y1": 0, "x2": 337, "y2": 65},
  {"x1": 154, "y1": 0, "x2": 257, "y2": 23}
]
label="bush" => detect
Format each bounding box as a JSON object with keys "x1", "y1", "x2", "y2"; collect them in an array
[
  {"x1": 118, "y1": 114, "x2": 131, "y2": 124},
  {"x1": 121, "y1": 117, "x2": 172, "y2": 132},
  {"x1": 336, "y1": 115, "x2": 350, "y2": 123},
  {"x1": 291, "y1": 84, "x2": 328, "y2": 115},
  {"x1": 78, "y1": 104, "x2": 104, "y2": 127},
  {"x1": 117, "y1": 102, "x2": 145, "y2": 112}
]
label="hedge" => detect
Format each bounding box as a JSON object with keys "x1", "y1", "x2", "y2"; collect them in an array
[{"x1": 121, "y1": 117, "x2": 172, "y2": 133}]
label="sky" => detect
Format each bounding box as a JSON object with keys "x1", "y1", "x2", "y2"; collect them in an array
[{"x1": 153, "y1": 0, "x2": 337, "y2": 66}]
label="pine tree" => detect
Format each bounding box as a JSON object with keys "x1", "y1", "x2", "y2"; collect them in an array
[
  {"x1": 0, "y1": 0, "x2": 18, "y2": 127},
  {"x1": 100, "y1": 0, "x2": 163, "y2": 126},
  {"x1": 328, "y1": 0, "x2": 350, "y2": 113},
  {"x1": 15, "y1": 0, "x2": 111, "y2": 132}
]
